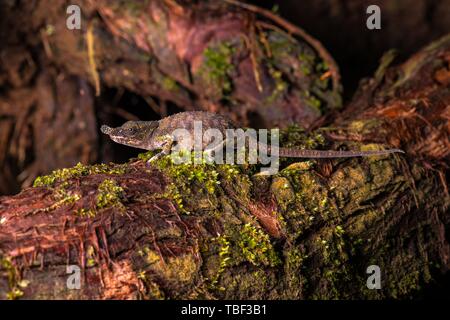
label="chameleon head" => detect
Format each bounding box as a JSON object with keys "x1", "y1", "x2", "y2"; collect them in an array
[{"x1": 100, "y1": 121, "x2": 158, "y2": 150}]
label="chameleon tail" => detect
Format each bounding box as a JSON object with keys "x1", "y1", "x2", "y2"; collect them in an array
[{"x1": 277, "y1": 148, "x2": 405, "y2": 158}]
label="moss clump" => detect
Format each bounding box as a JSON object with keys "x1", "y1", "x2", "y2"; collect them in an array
[
  {"x1": 209, "y1": 235, "x2": 232, "y2": 290},
  {"x1": 75, "y1": 179, "x2": 125, "y2": 217},
  {"x1": 313, "y1": 226, "x2": 352, "y2": 299},
  {"x1": 202, "y1": 42, "x2": 236, "y2": 97},
  {"x1": 152, "y1": 154, "x2": 232, "y2": 214},
  {"x1": 270, "y1": 176, "x2": 295, "y2": 209},
  {"x1": 33, "y1": 162, "x2": 127, "y2": 187},
  {"x1": 50, "y1": 191, "x2": 81, "y2": 211},
  {"x1": 95, "y1": 179, "x2": 125, "y2": 210},
  {"x1": 86, "y1": 246, "x2": 96, "y2": 268},
  {"x1": 137, "y1": 150, "x2": 155, "y2": 162},
  {"x1": 75, "y1": 208, "x2": 96, "y2": 218},
  {"x1": 280, "y1": 125, "x2": 325, "y2": 149},
  {"x1": 303, "y1": 91, "x2": 322, "y2": 112},
  {"x1": 297, "y1": 52, "x2": 316, "y2": 76},
  {"x1": 1, "y1": 257, "x2": 29, "y2": 300},
  {"x1": 161, "y1": 77, "x2": 179, "y2": 91},
  {"x1": 238, "y1": 223, "x2": 281, "y2": 267},
  {"x1": 39, "y1": 182, "x2": 81, "y2": 213},
  {"x1": 138, "y1": 247, "x2": 197, "y2": 286},
  {"x1": 283, "y1": 247, "x2": 309, "y2": 295},
  {"x1": 266, "y1": 67, "x2": 288, "y2": 103}
]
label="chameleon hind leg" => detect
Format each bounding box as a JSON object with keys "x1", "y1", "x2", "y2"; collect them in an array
[
  {"x1": 203, "y1": 136, "x2": 230, "y2": 164},
  {"x1": 147, "y1": 135, "x2": 174, "y2": 165}
]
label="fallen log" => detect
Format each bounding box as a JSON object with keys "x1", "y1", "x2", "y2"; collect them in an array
[{"x1": 0, "y1": 34, "x2": 449, "y2": 299}]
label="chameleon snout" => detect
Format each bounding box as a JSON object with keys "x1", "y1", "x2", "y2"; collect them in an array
[{"x1": 100, "y1": 125, "x2": 112, "y2": 135}]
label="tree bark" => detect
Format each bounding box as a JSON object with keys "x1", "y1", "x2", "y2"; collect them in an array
[
  {"x1": 0, "y1": 0, "x2": 343, "y2": 194},
  {"x1": 0, "y1": 33, "x2": 449, "y2": 299}
]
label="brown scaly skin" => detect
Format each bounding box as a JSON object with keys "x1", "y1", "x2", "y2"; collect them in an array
[{"x1": 101, "y1": 111, "x2": 404, "y2": 161}]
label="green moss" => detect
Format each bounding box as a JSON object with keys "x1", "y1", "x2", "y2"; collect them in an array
[
  {"x1": 44, "y1": 24, "x2": 55, "y2": 36},
  {"x1": 238, "y1": 223, "x2": 281, "y2": 267},
  {"x1": 33, "y1": 162, "x2": 127, "y2": 187},
  {"x1": 283, "y1": 247, "x2": 309, "y2": 294},
  {"x1": 74, "y1": 178, "x2": 125, "y2": 217},
  {"x1": 95, "y1": 179, "x2": 125, "y2": 210},
  {"x1": 216, "y1": 164, "x2": 241, "y2": 181},
  {"x1": 144, "y1": 279, "x2": 166, "y2": 300},
  {"x1": 86, "y1": 246, "x2": 96, "y2": 268},
  {"x1": 389, "y1": 270, "x2": 422, "y2": 298},
  {"x1": 40, "y1": 182, "x2": 82, "y2": 213},
  {"x1": 348, "y1": 119, "x2": 383, "y2": 136},
  {"x1": 51, "y1": 191, "x2": 81, "y2": 210},
  {"x1": 270, "y1": 176, "x2": 295, "y2": 209},
  {"x1": 151, "y1": 154, "x2": 238, "y2": 214},
  {"x1": 75, "y1": 208, "x2": 96, "y2": 218},
  {"x1": 1, "y1": 257, "x2": 29, "y2": 300},
  {"x1": 281, "y1": 161, "x2": 314, "y2": 174},
  {"x1": 291, "y1": 171, "x2": 331, "y2": 216},
  {"x1": 201, "y1": 42, "x2": 236, "y2": 97},
  {"x1": 315, "y1": 61, "x2": 329, "y2": 73},
  {"x1": 266, "y1": 67, "x2": 288, "y2": 103},
  {"x1": 298, "y1": 52, "x2": 315, "y2": 75},
  {"x1": 303, "y1": 91, "x2": 322, "y2": 112},
  {"x1": 280, "y1": 125, "x2": 325, "y2": 149},
  {"x1": 209, "y1": 235, "x2": 232, "y2": 290},
  {"x1": 161, "y1": 77, "x2": 179, "y2": 91},
  {"x1": 137, "y1": 150, "x2": 155, "y2": 162},
  {"x1": 138, "y1": 247, "x2": 197, "y2": 284},
  {"x1": 313, "y1": 226, "x2": 352, "y2": 299},
  {"x1": 267, "y1": 31, "x2": 294, "y2": 57}
]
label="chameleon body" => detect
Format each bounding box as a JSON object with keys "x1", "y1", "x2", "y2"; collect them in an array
[{"x1": 101, "y1": 111, "x2": 404, "y2": 162}]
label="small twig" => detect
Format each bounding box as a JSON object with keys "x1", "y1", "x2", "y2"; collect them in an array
[
  {"x1": 224, "y1": 0, "x2": 341, "y2": 90},
  {"x1": 86, "y1": 23, "x2": 101, "y2": 96}
]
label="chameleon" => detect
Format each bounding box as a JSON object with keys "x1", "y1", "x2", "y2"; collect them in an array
[{"x1": 101, "y1": 111, "x2": 404, "y2": 163}]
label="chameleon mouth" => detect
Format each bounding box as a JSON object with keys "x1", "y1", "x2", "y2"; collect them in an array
[{"x1": 100, "y1": 125, "x2": 112, "y2": 135}]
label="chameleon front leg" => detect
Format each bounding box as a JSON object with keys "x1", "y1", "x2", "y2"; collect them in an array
[{"x1": 147, "y1": 135, "x2": 174, "y2": 164}]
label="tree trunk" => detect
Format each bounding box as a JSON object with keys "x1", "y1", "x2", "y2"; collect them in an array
[{"x1": 0, "y1": 30, "x2": 449, "y2": 299}]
